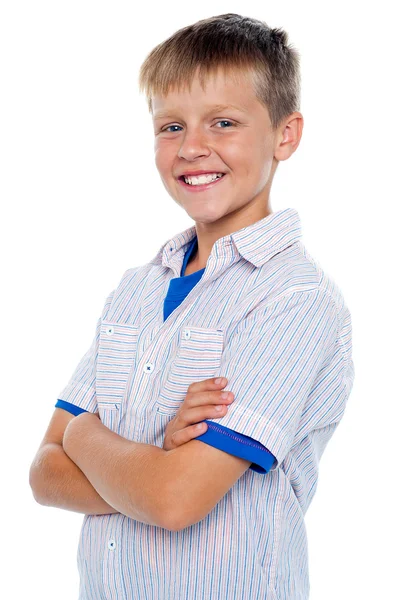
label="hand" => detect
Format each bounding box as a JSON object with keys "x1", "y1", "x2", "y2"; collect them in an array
[{"x1": 162, "y1": 377, "x2": 235, "y2": 451}]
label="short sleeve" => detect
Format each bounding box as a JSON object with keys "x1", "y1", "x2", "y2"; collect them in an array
[
  {"x1": 196, "y1": 422, "x2": 277, "y2": 473},
  {"x1": 54, "y1": 289, "x2": 115, "y2": 414},
  {"x1": 203, "y1": 289, "x2": 339, "y2": 471}
]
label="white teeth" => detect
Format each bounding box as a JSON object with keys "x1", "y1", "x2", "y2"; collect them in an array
[{"x1": 183, "y1": 173, "x2": 224, "y2": 185}]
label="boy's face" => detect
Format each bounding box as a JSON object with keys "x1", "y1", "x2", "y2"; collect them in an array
[{"x1": 152, "y1": 67, "x2": 298, "y2": 231}]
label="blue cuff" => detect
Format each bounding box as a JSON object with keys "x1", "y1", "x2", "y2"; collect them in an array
[
  {"x1": 195, "y1": 420, "x2": 277, "y2": 474},
  {"x1": 55, "y1": 399, "x2": 88, "y2": 417}
]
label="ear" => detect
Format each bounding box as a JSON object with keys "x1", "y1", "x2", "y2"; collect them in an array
[{"x1": 274, "y1": 112, "x2": 304, "y2": 161}]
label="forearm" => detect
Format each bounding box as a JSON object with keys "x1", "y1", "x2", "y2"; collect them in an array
[
  {"x1": 62, "y1": 413, "x2": 171, "y2": 528},
  {"x1": 29, "y1": 443, "x2": 120, "y2": 515}
]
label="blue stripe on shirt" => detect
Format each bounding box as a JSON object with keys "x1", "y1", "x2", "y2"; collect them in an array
[{"x1": 55, "y1": 399, "x2": 88, "y2": 416}]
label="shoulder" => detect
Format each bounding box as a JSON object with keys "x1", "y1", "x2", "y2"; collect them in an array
[
  {"x1": 265, "y1": 241, "x2": 353, "y2": 360},
  {"x1": 265, "y1": 241, "x2": 350, "y2": 310},
  {"x1": 245, "y1": 241, "x2": 352, "y2": 350}
]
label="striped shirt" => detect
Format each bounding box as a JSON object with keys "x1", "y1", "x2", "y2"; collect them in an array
[
  {"x1": 57, "y1": 233, "x2": 277, "y2": 473},
  {"x1": 55, "y1": 207, "x2": 355, "y2": 599}
]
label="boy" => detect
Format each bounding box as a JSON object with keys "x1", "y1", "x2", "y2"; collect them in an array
[{"x1": 29, "y1": 13, "x2": 355, "y2": 600}]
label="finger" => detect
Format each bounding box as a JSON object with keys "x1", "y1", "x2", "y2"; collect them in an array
[
  {"x1": 184, "y1": 388, "x2": 235, "y2": 410},
  {"x1": 171, "y1": 422, "x2": 208, "y2": 448},
  {"x1": 178, "y1": 403, "x2": 230, "y2": 427},
  {"x1": 187, "y1": 377, "x2": 228, "y2": 394}
]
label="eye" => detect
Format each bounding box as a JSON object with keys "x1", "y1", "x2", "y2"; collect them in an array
[
  {"x1": 160, "y1": 119, "x2": 235, "y2": 133},
  {"x1": 214, "y1": 120, "x2": 235, "y2": 128},
  {"x1": 162, "y1": 125, "x2": 183, "y2": 133}
]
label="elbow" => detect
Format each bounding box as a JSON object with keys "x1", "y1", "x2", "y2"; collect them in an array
[
  {"x1": 164, "y1": 485, "x2": 212, "y2": 531},
  {"x1": 158, "y1": 506, "x2": 180, "y2": 532},
  {"x1": 150, "y1": 491, "x2": 179, "y2": 531},
  {"x1": 165, "y1": 510, "x2": 203, "y2": 532},
  {"x1": 29, "y1": 447, "x2": 53, "y2": 507},
  {"x1": 139, "y1": 487, "x2": 183, "y2": 532},
  {"x1": 160, "y1": 484, "x2": 200, "y2": 532},
  {"x1": 158, "y1": 509, "x2": 184, "y2": 532},
  {"x1": 29, "y1": 463, "x2": 46, "y2": 506},
  {"x1": 166, "y1": 508, "x2": 207, "y2": 532},
  {"x1": 167, "y1": 517, "x2": 187, "y2": 533},
  {"x1": 139, "y1": 447, "x2": 201, "y2": 531},
  {"x1": 152, "y1": 476, "x2": 186, "y2": 532}
]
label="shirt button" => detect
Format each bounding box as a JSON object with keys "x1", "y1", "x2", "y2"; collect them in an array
[
  {"x1": 108, "y1": 539, "x2": 116, "y2": 550},
  {"x1": 106, "y1": 326, "x2": 114, "y2": 336},
  {"x1": 183, "y1": 329, "x2": 191, "y2": 340},
  {"x1": 144, "y1": 362, "x2": 155, "y2": 374}
]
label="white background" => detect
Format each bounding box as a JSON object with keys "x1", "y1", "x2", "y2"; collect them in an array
[{"x1": 2, "y1": 1, "x2": 397, "y2": 598}]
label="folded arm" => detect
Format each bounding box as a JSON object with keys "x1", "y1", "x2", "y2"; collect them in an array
[
  {"x1": 62, "y1": 411, "x2": 172, "y2": 527},
  {"x1": 29, "y1": 408, "x2": 120, "y2": 516},
  {"x1": 62, "y1": 411, "x2": 250, "y2": 531}
]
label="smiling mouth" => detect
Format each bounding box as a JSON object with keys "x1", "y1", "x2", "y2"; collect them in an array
[{"x1": 178, "y1": 173, "x2": 227, "y2": 190}]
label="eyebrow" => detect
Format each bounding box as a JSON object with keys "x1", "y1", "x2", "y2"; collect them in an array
[{"x1": 153, "y1": 103, "x2": 247, "y2": 120}]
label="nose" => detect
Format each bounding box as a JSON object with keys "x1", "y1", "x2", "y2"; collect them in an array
[{"x1": 177, "y1": 129, "x2": 211, "y2": 161}]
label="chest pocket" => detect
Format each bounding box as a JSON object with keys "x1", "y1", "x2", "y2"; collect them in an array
[
  {"x1": 157, "y1": 326, "x2": 224, "y2": 416},
  {"x1": 96, "y1": 321, "x2": 139, "y2": 431}
]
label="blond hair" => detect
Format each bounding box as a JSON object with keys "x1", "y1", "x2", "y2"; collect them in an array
[{"x1": 138, "y1": 13, "x2": 301, "y2": 130}]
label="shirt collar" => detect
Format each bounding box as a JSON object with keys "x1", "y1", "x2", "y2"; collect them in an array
[{"x1": 149, "y1": 207, "x2": 301, "y2": 270}]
